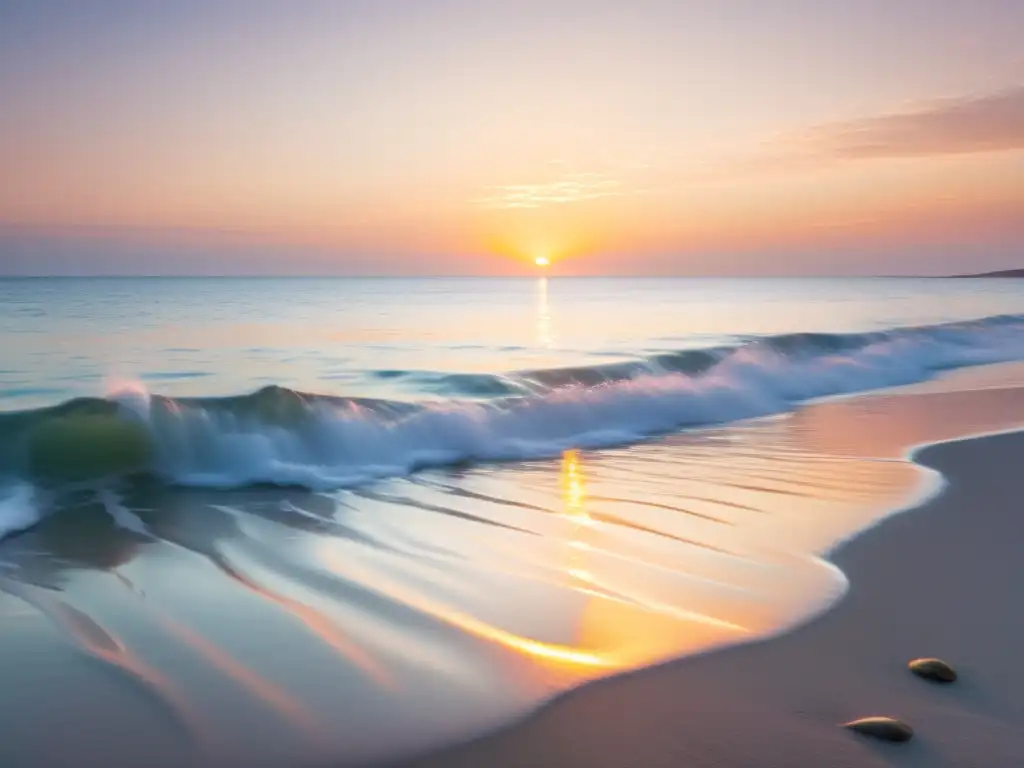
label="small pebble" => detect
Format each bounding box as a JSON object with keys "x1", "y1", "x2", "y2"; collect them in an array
[
  {"x1": 843, "y1": 716, "x2": 914, "y2": 742},
  {"x1": 908, "y1": 657, "x2": 957, "y2": 683}
]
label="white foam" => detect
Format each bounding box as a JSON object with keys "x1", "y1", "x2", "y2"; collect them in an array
[
  {"x1": 0, "y1": 483, "x2": 43, "y2": 541},
  {"x1": 133, "y1": 316, "x2": 1024, "y2": 490}
]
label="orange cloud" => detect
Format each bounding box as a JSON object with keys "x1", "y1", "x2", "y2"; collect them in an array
[{"x1": 797, "y1": 85, "x2": 1024, "y2": 159}]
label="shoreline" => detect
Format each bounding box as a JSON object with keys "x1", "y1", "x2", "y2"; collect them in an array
[{"x1": 385, "y1": 427, "x2": 1024, "y2": 768}]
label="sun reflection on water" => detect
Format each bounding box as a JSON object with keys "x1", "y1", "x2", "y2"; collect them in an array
[{"x1": 536, "y1": 277, "x2": 553, "y2": 348}]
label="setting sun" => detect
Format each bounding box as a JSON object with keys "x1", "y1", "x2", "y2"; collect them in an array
[{"x1": 535, "y1": 256, "x2": 550, "y2": 267}]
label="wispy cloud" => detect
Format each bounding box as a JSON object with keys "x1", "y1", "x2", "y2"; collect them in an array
[
  {"x1": 475, "y1": 171, "x2": 627, "y2": 209},
  {"x1": 473, "y1": 87, "x2": 1024, "y2": 209},
  {"x1": 796, "y1": 85, "x2": 1024, "y2": 159}
]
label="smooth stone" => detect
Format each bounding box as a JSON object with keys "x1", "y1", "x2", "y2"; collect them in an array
[
  {"x1": 908, "y1": 657, "x2": 957, "y2": 683},
  {"x1": 843, "y1": 716, "x2": 914, "y2": 742}
]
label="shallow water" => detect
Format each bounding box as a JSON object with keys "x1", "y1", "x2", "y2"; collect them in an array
[
  {"x1": 2, "y1": 277, "x2": 1024, "y2": 766},
  {"x1": 3, "y1": 277, "x2": 1024, "y2": 410}
]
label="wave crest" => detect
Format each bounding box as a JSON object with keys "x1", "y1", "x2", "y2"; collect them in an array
[{"x1": 1, "y1": 314, "x2": 1023, "y2": 491}]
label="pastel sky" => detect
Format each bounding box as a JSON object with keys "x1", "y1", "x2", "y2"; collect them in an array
[{"x1": 0, "y1": 0, "x2": 1021, "y2": 275}]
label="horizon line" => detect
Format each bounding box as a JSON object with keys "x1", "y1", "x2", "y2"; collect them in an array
[{"x1": 0, "y1": 273, "x2": 998, "y2": 280}]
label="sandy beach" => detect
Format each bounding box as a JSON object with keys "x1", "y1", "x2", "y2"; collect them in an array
[
  {"x1": 391, "y1": 428, "x2": 1024, "y2": 768},
  {"x1": 3, "y1": 2, "x2": 1024, "y2": 764}
]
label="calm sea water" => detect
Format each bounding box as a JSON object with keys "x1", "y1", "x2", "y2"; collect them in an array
[
  {"x1": 3, "y1": 277, "x2": 1024, "y2": 767},
  {"x1": 3, "y1": 276, "x2": 1024, "y2": 410}
]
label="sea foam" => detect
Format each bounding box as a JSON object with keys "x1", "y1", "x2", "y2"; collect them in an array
[{"x1": 0, "y1": 483, "x2": 42, "y2": 540}]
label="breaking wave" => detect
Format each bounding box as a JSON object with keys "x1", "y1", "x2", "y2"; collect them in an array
[{"x1": 1, "y1": 315, "x2": 1023, "y2": 507}]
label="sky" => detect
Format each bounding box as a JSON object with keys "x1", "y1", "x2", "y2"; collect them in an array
[{"x1": 0, "y1": 0, "x2": 1021, "y2": 276}]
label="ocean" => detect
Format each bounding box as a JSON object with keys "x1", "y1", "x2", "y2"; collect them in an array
[{"x1": 3, "y1": 276, "x2": 1024, "y2": 767}]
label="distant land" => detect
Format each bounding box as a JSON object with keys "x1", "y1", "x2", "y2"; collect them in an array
[{"x1": 952, "y1": 269, "x2": 1024, "y2": 278}]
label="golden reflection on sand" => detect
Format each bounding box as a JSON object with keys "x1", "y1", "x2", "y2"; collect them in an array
[
  {"x1": 545, "y1": 379, "x2": 1024, "y2": 672},
  {"x1": 562, "y1": 448, "x2": 592, "y2": 591},
  {"x1": 313, "y1": 368, "x2": 1024, "y2": 700},
  {"x1": 311, "y1": 567, "x2": 612, "y2": 673},
  {"x1": 341, "y1": 448, "x2": 758, "y2": 681},
  {"x1": 555, "y1": 449, "x2": 750, "y2": 675}
]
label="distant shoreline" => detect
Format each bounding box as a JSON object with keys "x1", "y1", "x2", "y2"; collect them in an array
[{"x1": 951, "y1": 268, "x2": 1024, "y2": 278}]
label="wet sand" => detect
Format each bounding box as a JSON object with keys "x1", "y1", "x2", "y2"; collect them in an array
[{"x1": 392, "y1": 428, "x2": 1024, "y2": 768}]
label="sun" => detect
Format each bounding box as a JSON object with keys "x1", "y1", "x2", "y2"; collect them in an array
[{"x1": 534, "y1": 256, "x2": 550, "y2": 268}]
